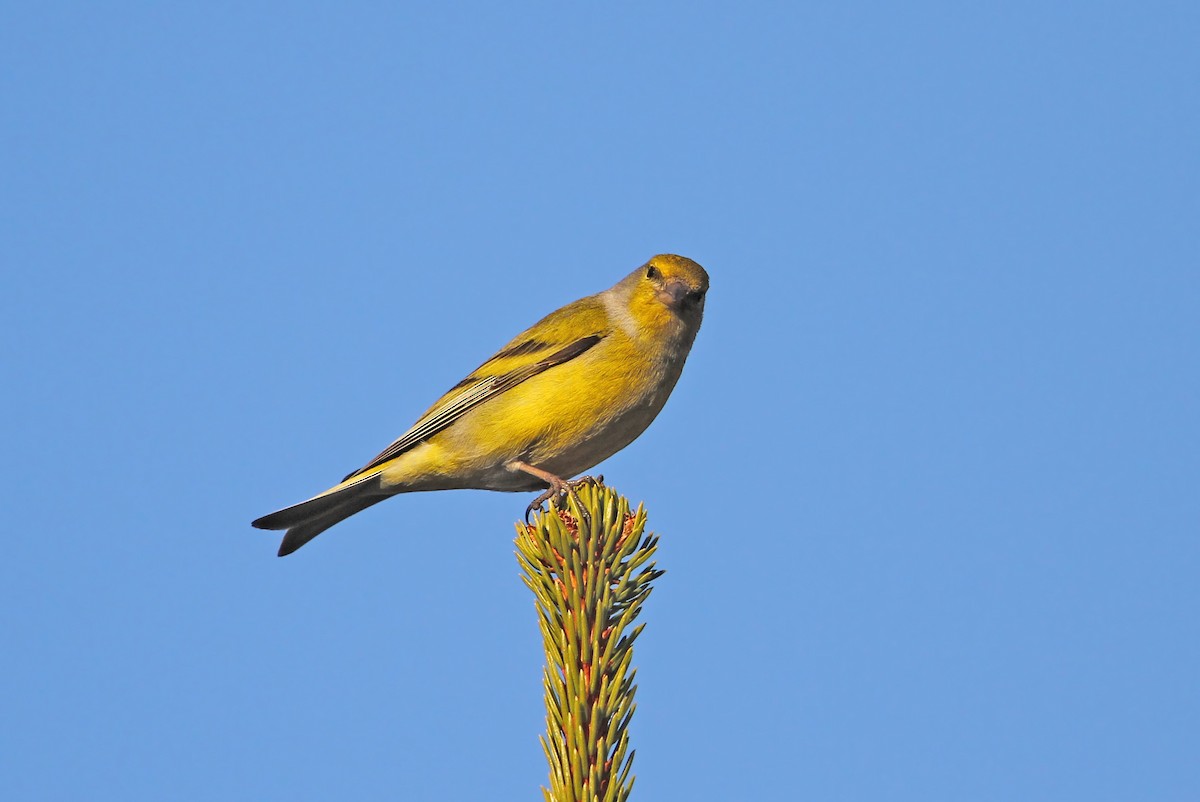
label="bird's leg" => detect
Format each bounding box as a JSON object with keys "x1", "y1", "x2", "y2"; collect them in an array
[
  {"x1": 509, "y1": 461, "x2": 594, "y2": 524},
  {"x1": 509, "y1": 461, "x2": 569, "y2": 523}
]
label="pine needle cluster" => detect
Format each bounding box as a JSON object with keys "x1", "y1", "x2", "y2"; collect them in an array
[{"x1": 515, "y1": 483, "x2": 664, "y2": 802}]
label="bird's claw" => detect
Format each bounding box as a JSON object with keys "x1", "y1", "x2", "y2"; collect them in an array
[
  {"x1": 525, "y1": 488, "x2": 555, "y2": 524},
  {"x1": 524, "y1": 475, "x2": 602, "y2": 525}
]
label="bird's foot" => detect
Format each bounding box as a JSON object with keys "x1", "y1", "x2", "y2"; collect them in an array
[
  {"x1": 523, "y1": 474, "x2": 602, "y2": 525},
  {"x1": 573, "y1": 474, "x2": 604, "y2": 488},
  {"x1": 525, "y1": 482, "x2": 563, "y2": 524}
]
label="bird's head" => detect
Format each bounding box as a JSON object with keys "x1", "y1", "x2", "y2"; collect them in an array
[
  {"x1": 643, "y1": 254, "x2": 709, "y2": 314},
  {"x1": 613, "y1": 254, "x2": 709, "y2": 346}
]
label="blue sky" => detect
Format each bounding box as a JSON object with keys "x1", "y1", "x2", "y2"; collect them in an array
[{"x1": 3, "y1": 3, "x2": 1197, "y2": 800}]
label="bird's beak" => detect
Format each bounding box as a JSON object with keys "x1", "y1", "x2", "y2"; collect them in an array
[{"x1": 657, "y1": 279, "x2": 689, "y2": 308}]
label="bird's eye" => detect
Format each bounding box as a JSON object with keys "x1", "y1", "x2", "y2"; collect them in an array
[
  {"x1": 646, "y1": 265, "x2": 659, "y2": 280},
  {"x1": 686, "y1": 290, "x2": 704, "y2": 304}
]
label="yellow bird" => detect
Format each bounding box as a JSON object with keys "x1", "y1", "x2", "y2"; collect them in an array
[{"x1": 253, "y1": 254, "x2": 709, "y2": 556}]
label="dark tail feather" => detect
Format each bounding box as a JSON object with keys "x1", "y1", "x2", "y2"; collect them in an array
[
  {"x1": 252, "y1": 475, "x2": 387, "y2": 556},
  {"x1": 275, "y1": 493, "x2": 387, "y2": 556}
]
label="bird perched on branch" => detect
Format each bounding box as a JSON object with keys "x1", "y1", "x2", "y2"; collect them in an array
[{"x1": 253, "y1": 254, "x2": 709, "y2": 556}]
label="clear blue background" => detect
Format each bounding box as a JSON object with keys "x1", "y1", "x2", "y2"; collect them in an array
[{"x1": 3, "y1": 3, "x2": 1197, "y2": 800}]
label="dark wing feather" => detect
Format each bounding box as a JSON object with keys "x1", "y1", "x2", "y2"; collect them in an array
[{"x1": 342, "y1": 333, "x2": 603, "y2": 481}]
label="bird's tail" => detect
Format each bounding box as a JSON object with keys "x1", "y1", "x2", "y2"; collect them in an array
[{"x1": 252, "y1": 474, "x2": 388, "y2": 556}]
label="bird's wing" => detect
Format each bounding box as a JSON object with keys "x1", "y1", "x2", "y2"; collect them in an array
[{"x1": 342, "y1": 298, "x2": 609, "y2": 481}]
